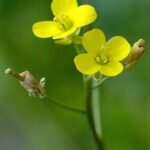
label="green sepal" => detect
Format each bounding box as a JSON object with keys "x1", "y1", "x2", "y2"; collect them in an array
[
  {"x1": 73, "y1": 36, "x2": 82, "y2": 44},
  {"x1": 54, "y1": 38, "x2": 72, "y2": 45}
]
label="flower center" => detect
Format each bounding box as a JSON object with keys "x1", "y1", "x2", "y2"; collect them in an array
[
  {"x1": 95, "y1": 47, "x2": 109, "y2": 65},
  {"x1": 95, "y1": 56, "x2": 108, "y2": 65},
  {"x1": 54, "y1": 14, "x2": 73, "y2": 31}
]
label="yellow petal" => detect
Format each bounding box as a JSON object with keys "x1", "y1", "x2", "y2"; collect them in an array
[
  {"x1": 82, "y1": 29, "x2": 106, "y2": 55},
  {"x1": 69, "y1": 5, "x2": 97, "y2": 27},
  {"x1": 74, "y1": 53, "x2": 99, "y2": 75},
  {"x1": 32, "y1": 21, "x2": 62, "y2": 38},
  {"x1": 53, "y1": 26, "x2": 77, "y2": 39},
  {"x1": 106, "y1": 36, "x2": 131, "y2": 61},
  {"x1": 51, "y1": 0, "x2": 78, "y2": 16},
  {"x1": 99, "y1": 62, "x2": 123, "y2": 76}
]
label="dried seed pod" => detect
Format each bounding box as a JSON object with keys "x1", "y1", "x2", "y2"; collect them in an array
[{"x1": 5, "y1": 68, "x2": 46, "y2": 99}]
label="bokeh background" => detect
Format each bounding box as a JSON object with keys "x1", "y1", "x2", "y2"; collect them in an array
[{"x1": 0, "y1": 0, "x2": 150, "y2": 150}]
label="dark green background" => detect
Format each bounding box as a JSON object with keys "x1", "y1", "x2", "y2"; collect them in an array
[{"x1": 0, "y1": 0, "x2": 149, "y2": 150}]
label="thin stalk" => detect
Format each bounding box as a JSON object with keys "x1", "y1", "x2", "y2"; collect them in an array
[
  {"x1": 92, "y1": 80, "x2": 103, "y2": 141},
  {"x1": 73, "y1": 43, "x2": 81, "y2": 54},
  {"x1": 84, "y1": 77, "x2": 105, "y2": 150},
  {"x1": 44, "y1": 97, "x2": 86, "y2": 114}
]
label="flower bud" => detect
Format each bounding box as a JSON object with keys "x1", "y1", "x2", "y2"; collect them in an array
[{"x1": 124, "y1": 39, "x2": 145, "y2": 70}]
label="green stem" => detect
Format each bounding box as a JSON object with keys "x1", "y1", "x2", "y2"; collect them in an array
[
  {"x1": 44, "y1": 97, "x2": 86, "y2": 114},
  {"x1": 92, "y1": 80, "x2": 103, "y2": 140},
  {"x1": 84, "y1": 77, "x2": 105, "y2": 150}
]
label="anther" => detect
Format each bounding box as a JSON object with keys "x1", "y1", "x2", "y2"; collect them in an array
[{"x1": 95, "y1": 56, "x2": 101, "y2": 64}]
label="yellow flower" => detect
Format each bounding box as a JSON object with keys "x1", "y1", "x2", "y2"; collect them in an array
[
  {"x1": 74, "y1": 29, "x2": 131, "y2": 76},
  {"x1": 32, "y1": 0, "x2": 97, "y2": 40}
]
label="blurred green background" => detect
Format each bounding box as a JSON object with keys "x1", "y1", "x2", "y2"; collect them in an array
[{"x1": 0, "y1": 0, "x2": 150, "y2": 150}]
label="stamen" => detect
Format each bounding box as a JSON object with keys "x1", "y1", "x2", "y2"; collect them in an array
[
  {"x1": 54, "y1": 14, "x2": 73, "y2": 31},
  {"x1": 96, "y1": 56, "x2": 101, "y2": 64},
  {"x1": 95, "y1": 54, "x2": 108, "y2": 65}
]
